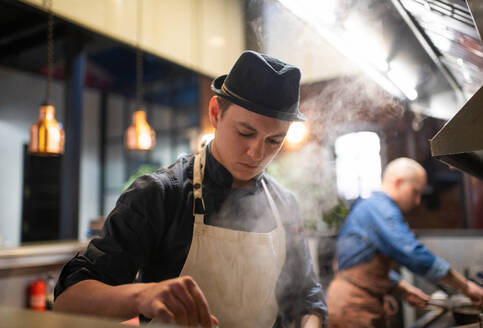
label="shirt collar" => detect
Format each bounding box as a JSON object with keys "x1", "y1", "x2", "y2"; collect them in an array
[
  {"x1": 372, "y1": 191, "x2": 398, "y2": 207},
  {"x1": 205, "y1": 143, "x2": 264, "y2": 190}
]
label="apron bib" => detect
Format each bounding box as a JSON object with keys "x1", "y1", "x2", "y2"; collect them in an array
[{"x1": 179, "y1": 146, "x2": 286, "y2": 328}]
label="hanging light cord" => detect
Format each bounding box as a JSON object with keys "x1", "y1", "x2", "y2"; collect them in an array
[
  {"x1": 46, "y1": 0, "x2": 54, "y2": 105},
  {"x1": 136, "y1": 0, "x2": 144, "y2": 109}
]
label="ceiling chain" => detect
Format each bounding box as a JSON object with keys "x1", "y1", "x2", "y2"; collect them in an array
[
  {"x1": 136, "y1": 0, "x2": 144, "y2": 109},
  {"x1": 45, "y1": 0, "x2": 54, "y2": 105}
]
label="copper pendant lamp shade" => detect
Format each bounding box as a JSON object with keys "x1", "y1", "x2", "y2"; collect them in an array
[
  {"x1": 29, "y1": 0, "x2": 64, "y2": 156},
  {"x1": 125, "y1": 110, "x2": 155, "y2": 151},
  {"x1": 29, "y1": 105, "x2": 65, "y2": 156}
]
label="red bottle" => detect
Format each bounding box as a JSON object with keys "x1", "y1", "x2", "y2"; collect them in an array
[{"x1": 29, "y1": 279, "x2": 46, "y2": 311}]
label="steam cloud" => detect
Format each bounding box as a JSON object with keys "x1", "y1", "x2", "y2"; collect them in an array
[{"x1": 244, "y1": 0, "x2": 407, "y2": 291}]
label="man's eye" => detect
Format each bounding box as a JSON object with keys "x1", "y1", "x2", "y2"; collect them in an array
[
  {"x1": 268, "y1": 138, "x2": 282, "y2": 145},
  {"x1": 238, "y1": 131, "x2": 253, "y2": 137}
]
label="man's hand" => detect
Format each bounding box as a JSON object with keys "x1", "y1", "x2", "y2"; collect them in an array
[
  {"x1": 464, "y1": 280, "x2": 483, "y2": 308},
  {"x1": 403, "y1": 285, "x2": 430, "y2": 308},
  {"x1": 393, "y1": 280, "x2": 429, "y2": 308},
  {"x1": 440, "y1": 269, "x2": 483, "y2": 308},
  {"x1": 135, "y1": 276, "x2": 218, "y2": 327}
]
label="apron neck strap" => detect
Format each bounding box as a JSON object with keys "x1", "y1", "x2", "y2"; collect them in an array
[
  {"x1": 261, "y1": 178, "x2": 283, "y2": 228},
  {"x1": 192, "y1": 145, "x2": 282, "y2": 228},
  {"x1": 193, "y1": 146, "x2": 207, "y2": 221}
]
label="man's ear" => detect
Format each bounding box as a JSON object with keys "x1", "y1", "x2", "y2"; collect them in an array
[
  {"x1": 394, "y1": 176, "x2": 404, "y2": 189},
  {"x1": 208, "y1": 96, "x2": 221, "y2": 129}
]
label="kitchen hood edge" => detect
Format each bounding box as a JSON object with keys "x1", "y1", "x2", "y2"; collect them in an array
[{"x1": 430, "y1": 85, "x2": 483, "y2": 180}]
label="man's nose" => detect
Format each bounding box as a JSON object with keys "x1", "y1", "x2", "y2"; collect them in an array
[{"x1": 247, "y1": 139, "x2": 264, "y2": 161}]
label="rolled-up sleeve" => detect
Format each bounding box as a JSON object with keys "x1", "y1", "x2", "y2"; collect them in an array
[
  {"x1": 389, "y1": 270, "x2": 402, "y2": 288},
  {"x1": 55, "y1": 174, "x2": 167, "y2": 299},
  {"x1": 425, "y1": 256, "x2": 451, "y2": 281},
  {"x1": 368, "y1": 204, "x2": 450, "y2": 282}
]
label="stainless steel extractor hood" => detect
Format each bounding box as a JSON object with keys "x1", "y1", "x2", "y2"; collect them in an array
[
  {"x1": 277, "y1": 0, "x2": 482, "y2": 120},
  {"x1": 429, "y1": 0, "x2": 483, "y2": 180},
  {"x1": 430, "y1": 84, "x2": 483, "y2": 179},
  {"x1": 467, "y1": 0, "x2": 483, "y2": 41}
]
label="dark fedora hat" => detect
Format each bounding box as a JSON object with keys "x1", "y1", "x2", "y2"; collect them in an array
[{"x1": 211, "y1": 50, "x2": 306, "y2": 122}]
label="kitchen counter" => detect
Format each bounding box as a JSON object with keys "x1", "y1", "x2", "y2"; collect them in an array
[
  {"x1": 0, "y1": 241, "x2": 86, "y2": 270},
  {"x1": 0, "y1": 306, "x2": 195, "y2": 328},
  {"x1": 0, "y1": 306, "x2": 127, "y2": 328},
  {"x1": 0, "y1": 241, "x2": 88, "y2": 308}
]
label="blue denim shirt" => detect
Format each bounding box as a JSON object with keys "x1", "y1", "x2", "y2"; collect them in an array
[{"x1": 336, "y1": 191, "x2": 450, "y2": 287}]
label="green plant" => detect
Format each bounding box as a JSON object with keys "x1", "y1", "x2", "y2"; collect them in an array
[
  {"x1": 322, "y1": 199, "x2": 350, "y2": 230},
  {"x1": 122, "y1": 164, "x2": 159, "y2": 191}
]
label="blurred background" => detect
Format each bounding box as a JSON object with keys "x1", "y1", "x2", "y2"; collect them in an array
[{"x1": 0, "y1": 0, "x2": 482, "y2": 327}]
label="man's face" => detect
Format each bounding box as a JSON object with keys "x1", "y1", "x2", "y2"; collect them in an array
[
  {"x1": 397, "y1": 172, "x2": 427, "y2": 213},
  {"x1": 210, "y1": 101, "x2": 290, "y2": 187}
]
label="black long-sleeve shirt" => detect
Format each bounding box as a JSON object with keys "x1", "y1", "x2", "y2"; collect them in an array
[{"x1": 55, "y1": 148, "x2": 327, "y2": 327}]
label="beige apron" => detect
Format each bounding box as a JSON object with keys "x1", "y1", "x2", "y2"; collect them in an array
[{"x1": 179, "y1": 146, "x2": 286, "y2": 328}]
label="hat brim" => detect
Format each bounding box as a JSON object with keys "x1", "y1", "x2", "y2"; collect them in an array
[{"x1": 211, "y1": 75, "x2": 306, "y2": 122}]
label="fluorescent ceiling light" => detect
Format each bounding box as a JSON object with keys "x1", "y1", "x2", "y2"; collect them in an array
[
  {"x1": 387, "y1": 68, "x2": 418, "y2": 101},
  {"x1": 341, "y1": 21, "x2": 389, "y2": 72},
  {"x1": 363, "y1": 65, "x2": 402, "y2": 98},
  {"x1": 277, "y1": 0, "x2": 407, "y2": 98}
]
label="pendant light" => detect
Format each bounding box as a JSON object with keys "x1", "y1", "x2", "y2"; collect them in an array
[
  {"x1": 125, "y1": 0, "x2": 155, "y2": 151},
  {"x1": 29, "y1": 0, "x2": 65, "y2": 156}
]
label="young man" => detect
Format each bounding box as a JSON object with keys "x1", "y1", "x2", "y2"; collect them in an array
[
  {"x1": 326, "y1": 157, "x2": 483, "y2": 328},
  {"x1": 54, "y1": 50, "x2": 327, "y2": 328}
]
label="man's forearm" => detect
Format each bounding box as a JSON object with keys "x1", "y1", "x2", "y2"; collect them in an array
[
  {"x1": 53, "y1": 279, "x2": 150, "y2": 319},
  {"x1": 392, "y1": 280, "x2": 410, "y2": 297},
  {"x1": 439, "y1": 269, "x2": 483, "y2": 306},
  {"x1": 391, "y1": 280, "x2": 429, "y2": 308},
  {"x1": 287, "y1": 314, "x2": 323, "y2": 328},
  {"x1": 301, "y1": 314, "x2": 323, "y2": 328},
  {"x1": 439, "y1": 269, "x2": 468, "y2": 293}
]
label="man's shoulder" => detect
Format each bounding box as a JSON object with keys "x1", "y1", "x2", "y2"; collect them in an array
[
  {"x1": 351, "y1": 193, "x2": 401, "y2": 220},
  {"x1": 262, "y1": 173, "x2": 296, "y2": 202},
  {"x1": 121, "y1": 154, "x2": 194, "y2": 201},
  {"x1": 156, "y1": 153, "x2": 194, "y2": 184},
  {"x1": 262, "y1": 173, "x2": 300, "y2": 224}
]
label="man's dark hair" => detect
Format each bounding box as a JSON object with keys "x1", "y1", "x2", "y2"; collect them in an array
[{"x1": 216, "y1": 96, "x2": 232, "y2": 116}]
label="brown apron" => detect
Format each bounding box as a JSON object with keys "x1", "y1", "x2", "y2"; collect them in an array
[{"x1": 326, "y1": 254, "x2": 398, "y2": 328}]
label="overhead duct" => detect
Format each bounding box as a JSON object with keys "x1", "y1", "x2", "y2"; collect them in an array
[
  {"x1": 430, "y1": 84, "x2": 483, "y2": 179},
  {"x1": 467, "y1": 0, "x2": 483, "y2": 41},
  {"x1": 430, "y1": 1, "x2": 483, "y2": 179},
  {"x1": 278, "y1": 0, "x2": 469, "y2": 120}
]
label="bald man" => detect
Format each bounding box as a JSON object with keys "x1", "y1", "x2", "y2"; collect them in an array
[{"x1": 326, "y1": 157, "x2": 483, "y2": 328}]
